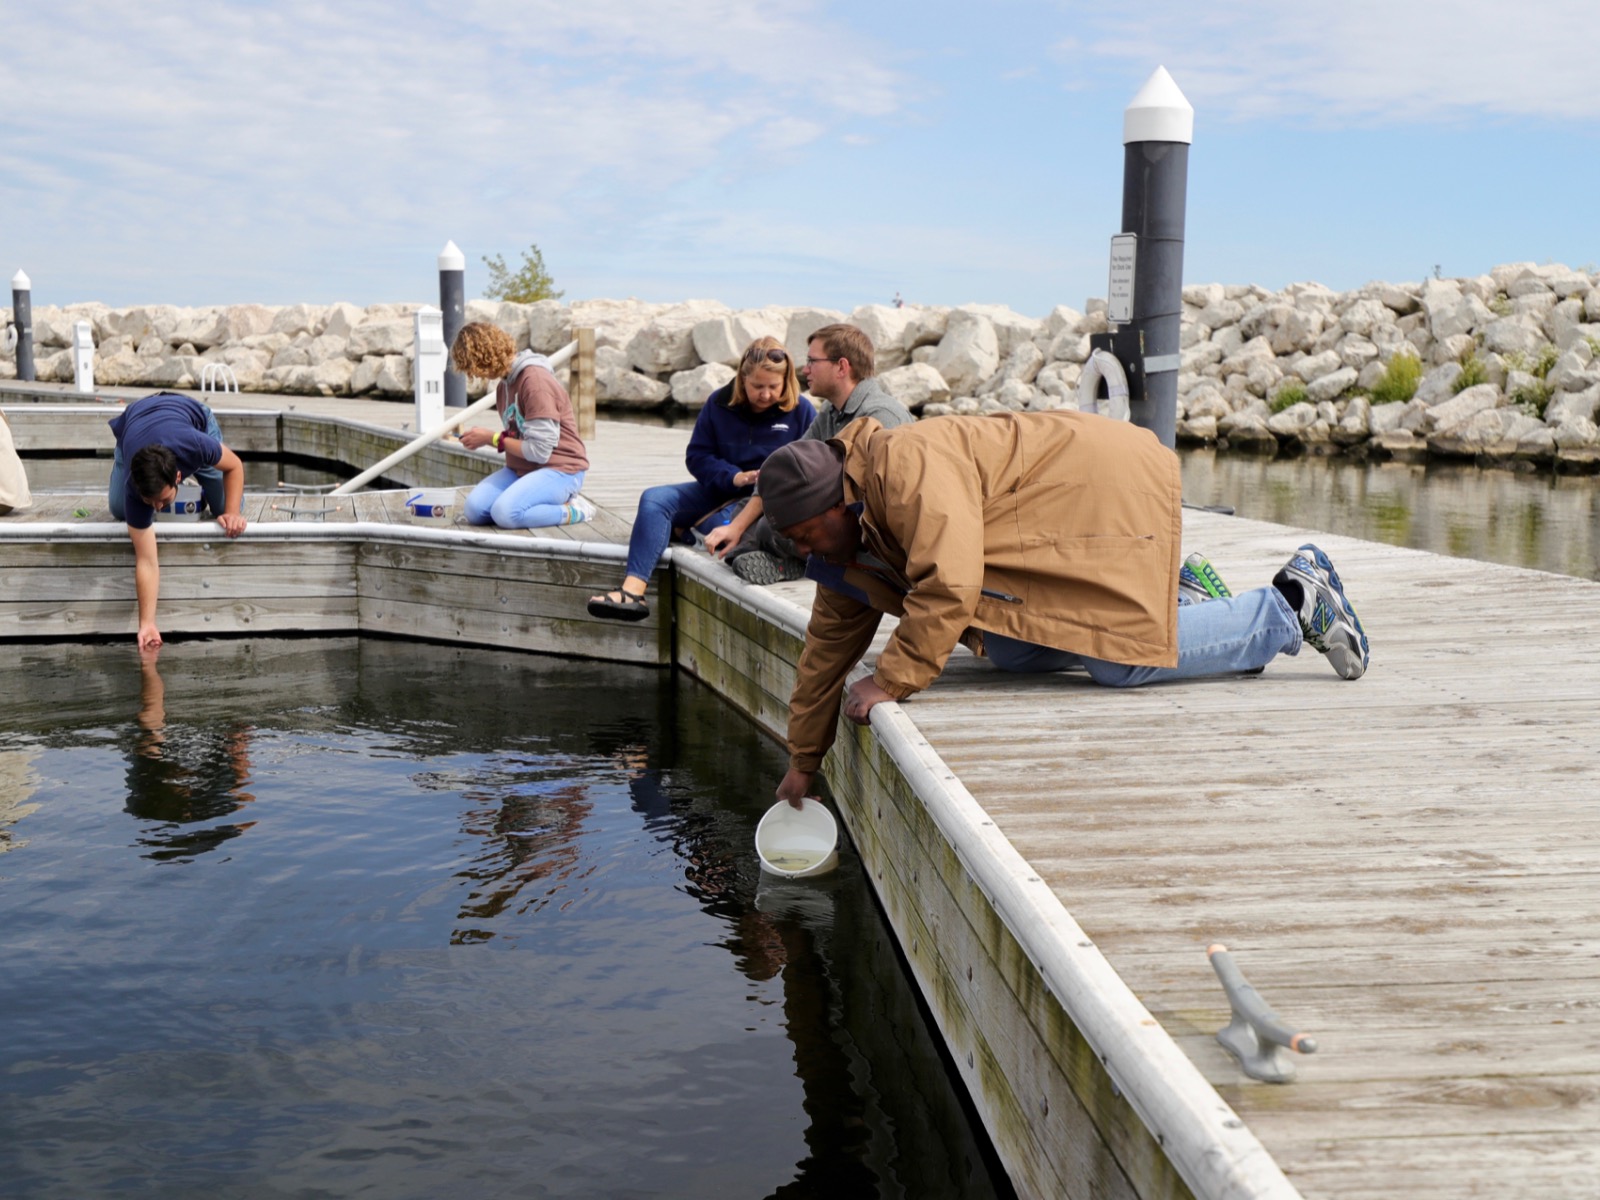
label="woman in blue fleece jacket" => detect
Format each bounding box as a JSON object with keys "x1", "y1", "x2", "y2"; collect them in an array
[{"x1": 588, "y1": 337, "x2": 814, "y2": 621}]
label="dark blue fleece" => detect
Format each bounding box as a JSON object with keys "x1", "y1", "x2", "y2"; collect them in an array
[{"x1": 685, "y1": 382, "x2": 816, "y2": 502}]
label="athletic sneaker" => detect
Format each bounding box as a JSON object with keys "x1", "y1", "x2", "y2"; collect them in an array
[
  {"x1": 1272, "y1": 543, "x2": 1370, "y2": 680},
  {"x1": 1178, "y1": 552, "x2": 1233, "y2": 603},
  {"x1": 560, "y1": 496, "x2": 596, "y2": 526},
  {"x1": 731, "y1": 550, "x2": 806, "y2": 585}
]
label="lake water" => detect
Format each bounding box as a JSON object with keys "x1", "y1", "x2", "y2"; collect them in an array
[
  {"x1": 21, "y1": 455, "x2": 355, "y2": 494},
  {"x1": 1181, "y1": 449, "x2": 1600, "y2": 581},
  {"x1": 0, "y1": 639, "x2": 1011, "y2": 1200}
]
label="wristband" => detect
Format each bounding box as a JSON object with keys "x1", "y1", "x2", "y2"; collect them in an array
[{"x1": 492, "y1": 431, "x2": 505, "y2": 452}]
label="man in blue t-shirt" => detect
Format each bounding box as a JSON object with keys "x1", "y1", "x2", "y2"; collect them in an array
[{"x1": 108, "y1": 392, "x2": 248, "y2": 649}]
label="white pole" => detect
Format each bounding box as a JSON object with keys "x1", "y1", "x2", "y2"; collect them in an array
[
  {"x1": 412, "y1": 306, "x2": 446, "y2": 432},
  {"x1": 72, "y1": 320, "x2": 95, "y2": 393},
  {"x1": 331, "y1": 338, "x2": 576, "y2": 496}
]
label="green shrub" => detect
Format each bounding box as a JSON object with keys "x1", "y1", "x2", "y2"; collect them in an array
[
  {"x1": 1488, "y1": 293, "x2": 1513, "y2": 317},
  {"x1": 1512, "y1": 378, "x2": 1554, "y2": 419},
  {"x1": 1453, "y1": 352, "x2": 1488, "y2": 393},
  {"x1": 1531, "y1": 343, "x2": 1559, "y2": 378},
  {"x1": 1368, "y1": 352, "x2": 1423, "y2": 405},
  {"x1": 1270, "y1": 381, "x2": 1308, "y2": 413},
  {"x1": 482, "y1": 243, "x2": 564, "y2": 303}
]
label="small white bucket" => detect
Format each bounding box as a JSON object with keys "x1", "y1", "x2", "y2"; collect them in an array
[
  {"x1": 755, "y1": 798, "x2": 839, "y2": 878},
  {"x1": 154, "y1": 480, "x2": 204, "y2": 522},
  {"x1": 406, "y1": 488, "x2": 456, "y2": 521}
]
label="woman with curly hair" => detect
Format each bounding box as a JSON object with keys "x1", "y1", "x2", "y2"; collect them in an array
[
  {"x1": 451, "y1": 322, "x2": 592, "y2": 528},
  {"x1": 587, "y1": 336, "x2": 814, "y2": 621}
]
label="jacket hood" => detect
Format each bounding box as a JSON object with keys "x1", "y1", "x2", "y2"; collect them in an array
[{"x1": 508, "y1": 349, "x2": 552, "y2": 382}]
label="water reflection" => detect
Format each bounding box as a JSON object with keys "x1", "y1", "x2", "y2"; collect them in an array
[
  {"x1": 0, "y1": 640, "x2": 1008, "y2": 1198},
  {"x1": 1182, "y1": 449, "x2": 1600, "y2": 580},
  {"x1": 124, "y1": 646, "x2": 257, "y2": 861}
]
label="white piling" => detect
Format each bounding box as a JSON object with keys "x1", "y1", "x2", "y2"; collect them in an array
[
  {"x1": 413, "y1": 306, "x2": 446, "y2": 433},
  {"x1": 72, "y1": 320, "x2": 95, "y2": 393}
]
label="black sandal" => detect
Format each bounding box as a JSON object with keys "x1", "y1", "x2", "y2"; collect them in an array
[{"x1": 587, "y1": 588, "x2": 650, "y2": 622}]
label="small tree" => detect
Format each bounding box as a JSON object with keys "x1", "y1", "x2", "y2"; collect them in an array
[{"x1": 482, "y1": 243, "x2": 564, "y2": 303}]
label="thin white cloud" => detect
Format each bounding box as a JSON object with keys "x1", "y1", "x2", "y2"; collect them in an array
[
  {"x1": 1057, "y1": 0, "x2": 1600, "y2": 124},
  {"x1": 0, "y1": 0, "x2": 911, "y2": 302}
]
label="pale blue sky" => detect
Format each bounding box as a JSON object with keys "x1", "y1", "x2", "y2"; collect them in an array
[{"x1": 4, "y1": 0, "x2": 1596, "y2": 316}]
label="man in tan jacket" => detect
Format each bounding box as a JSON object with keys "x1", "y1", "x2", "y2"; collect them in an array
[{"x1": 760, "y1": 412, "x2": 1370, "y2": 807}]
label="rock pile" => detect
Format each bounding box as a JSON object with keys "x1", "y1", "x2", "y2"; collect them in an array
[{"x1": 4, "y1": 261, "x2": 1597, "y2": 469}]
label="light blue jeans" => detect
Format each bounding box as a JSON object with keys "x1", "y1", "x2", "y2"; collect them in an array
[
  {"x1": 464, "y1": 466, "x2": 586, "y2": 529},
  {"x1": 985, "y1": 586, "x2": 1302, "y2": 687}
]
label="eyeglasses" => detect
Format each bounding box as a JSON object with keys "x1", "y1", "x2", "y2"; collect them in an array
[
  {"x1": 744, "y1": 347, "x2": 788, "y2": 365},
  {"x1": 804, "y1": 355, "x2": 838, "y2": 367}
]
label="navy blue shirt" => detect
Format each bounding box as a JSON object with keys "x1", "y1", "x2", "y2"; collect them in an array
[
  {"x1": 685, "y1": 383, "x2": 816, "y2": 502},
  {"x1": 108, "y1": 393, "x2": 223, "y2": 529}
]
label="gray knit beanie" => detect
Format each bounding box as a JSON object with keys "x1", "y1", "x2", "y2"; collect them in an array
[{"x1": 759, "y1": 440, "x2": 846, "y2": 530}]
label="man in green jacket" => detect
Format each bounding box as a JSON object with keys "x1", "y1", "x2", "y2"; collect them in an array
[{"x1": 759, "y1": 414, "x2": 1370, "y2": 808}]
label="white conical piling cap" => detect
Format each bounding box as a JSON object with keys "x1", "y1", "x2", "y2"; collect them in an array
[
  {"x1": 437, "y1": 240, "x2": 465, "y2": 271},
  {"x1": 1123, "y1": 66, "x2": 1193, "y2": 145},
  {"x1": 11, "y1": 268, "x2": 31, "y2": 290}
]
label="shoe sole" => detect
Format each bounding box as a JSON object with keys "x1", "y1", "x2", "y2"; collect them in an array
[
  {"x1": 732, "y1": 553, "x2": 802, "y2": 586},
  {"x1": 1296, "y1": 543, "x2": 1370, "y2": 680}
]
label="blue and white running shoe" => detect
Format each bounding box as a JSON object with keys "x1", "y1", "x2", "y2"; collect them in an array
[{"x1": 1273, "y1": 543, "x2": 1370, "y2": 680}]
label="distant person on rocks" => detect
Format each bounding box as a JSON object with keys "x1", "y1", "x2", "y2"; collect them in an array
[
  {"x1": 755, "y1": 414, "x2": 1371, "y2": 809},
  {"x1": 452, "y1": 322, "x2": 593, "y2": 529},
  {"x1": 108, "y1": 391, "x2": 248, "y2": 650},
  {"x1": 587, "y1": 337, "x2": 815, "y2": 622},
  {"x1": 705, "y1": 323, "x2": 913, "y2": 585}
]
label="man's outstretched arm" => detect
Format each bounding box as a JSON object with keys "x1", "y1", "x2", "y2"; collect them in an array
[{"x1": 130, "y1": 523, "x2": 162, "y2": 648}]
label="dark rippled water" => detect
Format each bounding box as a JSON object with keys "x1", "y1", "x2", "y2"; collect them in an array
[{"x1": 0, "y1": 640, "x2": 1011, "y2": 1200}]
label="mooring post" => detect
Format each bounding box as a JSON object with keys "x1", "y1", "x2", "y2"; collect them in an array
[
  {"x1": 573, "y1": 327, "x2": 596, "y2": 441},
  {"x1": 11, "y1": 269, "x2": 35, "y2": 383},
  {"x1": 72, "y1": 320, "x2": 95, "y2": 394},
  {"x1": 1117, "y1": 66, "x2": 1193, "y2": 448},
  {"x1": 438, "y1": 240, "x2": 466, "y2": 409},
  {"x1": 413, "y1": 305, "x2": 446, "y2": 432},
  {"x1": 1208, "y1": 944, "x2": 1318, "y2": 1083}
]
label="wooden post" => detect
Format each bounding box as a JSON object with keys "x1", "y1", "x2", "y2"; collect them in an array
[{"x1": 573, "y1": 327, "x2": 597, "y2": 441}]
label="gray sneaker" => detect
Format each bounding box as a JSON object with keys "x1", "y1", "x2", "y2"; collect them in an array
[
  {"x1": 1273, "y1": 543, "x2": 1370, "y2": 680},
  {"x1": 731, "y1": 550, "x2": 805, "y2": 585},
  {"x1": 1178, "y1": 552, "x2": 1232, "y2": 603}
]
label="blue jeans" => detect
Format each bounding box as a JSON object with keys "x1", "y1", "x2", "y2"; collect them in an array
[
  {"x1": 464, "y1": 466, "x2": 586, "y2": 528},
  {"x1": 985, "y1": 586, "x2": 1302, "y2": 687},
  {"x1": 623, "y1": 480, "x2": 737, "y2": 580},
  {"x1": 108, "y1": 405, "x2": 226, "y2": 521}
]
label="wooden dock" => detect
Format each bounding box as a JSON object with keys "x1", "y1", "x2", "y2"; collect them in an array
[{"x1": 4, "y1": 386, "x2": 1598, "y2": 1199}]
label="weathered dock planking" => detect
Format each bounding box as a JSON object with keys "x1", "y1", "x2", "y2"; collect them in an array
[
  {"x1": 5, "y1": 387, "x2": 1599, "y2": 1199},
  {"x1": 906, "y1": 515, "x2": 1600, "y2": 1199}
]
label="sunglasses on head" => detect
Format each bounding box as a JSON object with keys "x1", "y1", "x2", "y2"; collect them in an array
[{"x1": 744, "y1": 347, "x2": 788, "y2": 365}]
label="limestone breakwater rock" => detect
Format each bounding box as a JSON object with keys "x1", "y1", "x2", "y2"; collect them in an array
[{"x1": 4, "y1": 262, "x2": 1598, "y2": 470}]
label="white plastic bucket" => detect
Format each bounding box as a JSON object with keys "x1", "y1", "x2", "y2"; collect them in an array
[
  {"x1": 755, "y1": 798, "x2": 839, "y2": 878},
  {"x1": 406, "y1": 487, "x2": 456, "y2": 521},
  {"x1": 154, "y1": 480, "x2": 204, "y2": 522}
]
